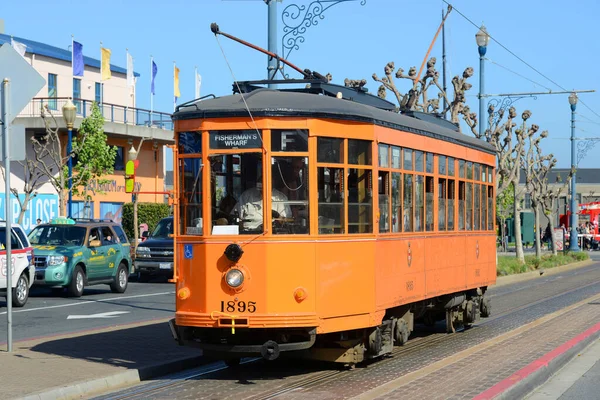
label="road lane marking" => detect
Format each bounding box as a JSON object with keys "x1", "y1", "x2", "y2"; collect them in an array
[
  {"x1": 67, "y1": 311, "x2": 131, "y2": 320},
  {"x1": 0, "y1": 291, "x2": 174, "y2": 315}
]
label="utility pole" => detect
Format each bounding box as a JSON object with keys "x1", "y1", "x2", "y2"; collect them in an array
[
  {"x1": 442, "y1": 8, "x2": 448, "y2": 118},
  {"x1": 266, "y1": 0, "x2": 278, "y2": 88}
]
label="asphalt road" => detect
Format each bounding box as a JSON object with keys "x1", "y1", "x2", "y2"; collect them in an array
[{"x1": 0, "y1": 277, "x2": 175, "y2": 344}]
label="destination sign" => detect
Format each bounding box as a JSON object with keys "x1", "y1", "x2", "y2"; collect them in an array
[{"x1": 210, "y1": 131, "x2": 262, "y2": 149}]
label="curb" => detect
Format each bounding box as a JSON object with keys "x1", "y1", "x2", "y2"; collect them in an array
[
  {"x1": 493, "y1": 259, "x2": 595, "y2": 287},
  {"x1": 19, "y1": 355, "x2": 207, "y2": 400},
  {"x1": 474, "y1": 321, "x2": 600, "y2": 400}
]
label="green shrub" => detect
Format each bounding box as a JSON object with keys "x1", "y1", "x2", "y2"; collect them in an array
[
  {"x1": 497, "y1": 251, "x2": 589, "y2": 277},
  {"x1": 121, "y1": 202, "x2": 172, "y2": 240}
]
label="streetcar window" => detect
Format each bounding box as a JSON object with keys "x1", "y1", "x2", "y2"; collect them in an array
[
  {"x1": 180, "y1": 158, "x2": 203, "y2": 235},
  {"x1": 271, "y1": 129, "x2": 308, "y2": 152},
  {"x1": 378, "y1": 144, "x2": 389, "y2": 168},
  {"x1": 488, "y1": 167, "x2": 493, "y2": 183},
  {"x1": 318, "y1": 137, "x2": 344, "y2": 163},
  {"x1": 439, "y1": 155, "x2": 447, "y2": 175},
  {"x1": 426, "y1": 176, "x2": 434, "y2": 231},
  {"x1": 210, "y1": 152, "x2": 263, "y2": 235},
  {"x1": 466, "y1": 182, "x2": 473, "y2": 230},
  {"x1": 348, "y1": 169, "x2": 373, "y2": 233},
  {"x1": 438, "y1": 178, "x2": 447, "y2": 231},
  {"x1": 349, "y1": 139, "x2": 372, "y2": 165},
  {"x1": 403, "y1": 149, "x2": 413, "y2": 170},
  {"x1": 178, "y1": 131, "x2": 202, "y2": 154},
  {"x1": 378, "y1": 171, "x2": 390, "y2": 233},
  {"x1": 415, "y1": 176, "x2": 424, "y2": 232},
  {"x1": 482, "y1": 165, "x2": 487, "y2": 182},
  {"x1": 458, "y1": 181, "x2": 465, "y2": 230},
  {"x1": 474, "y1": 164, "x2": 481, "y2": 182},
  {"x1": 448, "y1": 157, "x2": 455, "y2": 177},
  {"x1": 475, "y1": 183, "x2": 481, "y2": 230},
  {"x1": 448, "y1": 180, "x2": 455, "y2": 230},
  {"x1": 404, "y1": 174, "x2": 413, "y2": 232},
  {"x1": 481, "y1": 184, "x2": 487, "y2": 230},
  {"x1": 467, "y1": 162, "x2": 473, "y2": 179},
  {"x1": 391, "y1": 147, "x2": 401, "y2": 169},
  {"x1": 271, "y1": 156, "x2": 309, "y2": 234},
  {"x1": 459, "y1": 160, "x2": 466, "y2": 178},
  {"x1": 392, "y1": 172, "x2": 402, "y2": 232},
  {"x1": 415, "y1": 151, "x2": 424, "y2": 173},
  {"x1": 488, "y1": 186, "x2": 494, "y2": 230},
  {"x1": 318, "y1": 167, "x2": 345, "y2": 234},
  {"x1": 426, "y1": 153, "x2": 434, "y2": 174}
]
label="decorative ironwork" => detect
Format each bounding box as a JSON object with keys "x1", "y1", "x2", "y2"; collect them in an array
[
  {"x1": 281, "y1": 0, "x2": 366, "y2": 76},
  {"x1": 577, "y1": 139, "x2": 600, "y2": 166},
  {"x1": 486, "y1": 95, "x2": 536, "y2": 126}
]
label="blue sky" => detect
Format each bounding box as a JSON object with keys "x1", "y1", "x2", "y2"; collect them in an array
[{"x1": 3, "y1": 0, "x2": 599, "y2": 169}]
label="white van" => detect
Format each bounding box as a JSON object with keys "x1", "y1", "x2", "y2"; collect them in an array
[{"x1": 0, "y1": 223, "x2": 35, "y2": 307}]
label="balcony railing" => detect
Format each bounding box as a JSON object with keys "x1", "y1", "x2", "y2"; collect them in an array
[{"x1": 20, "y1": 97, "x2": 173, "y2": 131}]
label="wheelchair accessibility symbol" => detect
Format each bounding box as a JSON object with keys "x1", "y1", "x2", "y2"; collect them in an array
[{"x1": 184, "y1": 245, "x2": 193, "y2": 259}]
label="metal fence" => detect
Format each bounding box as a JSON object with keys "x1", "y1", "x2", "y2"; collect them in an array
[{"x1": 20, "y1": 97, "x2": 173, "y2": 131}]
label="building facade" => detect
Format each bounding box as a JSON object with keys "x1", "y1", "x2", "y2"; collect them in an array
[
  {"x1": 519, "y1": 168, "x2": 600, "y2": 227},
  {"x1": 0, "y1": 32, "x2": 174, "y2": 232}
]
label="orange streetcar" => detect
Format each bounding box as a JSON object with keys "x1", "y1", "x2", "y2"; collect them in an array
[{"x1": 168, "y1": 31, "x2": 496, "y2": 367}]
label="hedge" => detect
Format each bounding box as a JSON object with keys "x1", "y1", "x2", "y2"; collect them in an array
[{"x1": 121, "y1": 202, "x2": 172, "y2": 240}]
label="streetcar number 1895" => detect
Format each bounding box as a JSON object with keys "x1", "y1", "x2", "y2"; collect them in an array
[{"x1": 220, "y1": 300, "x2": 256, "y2": 313}]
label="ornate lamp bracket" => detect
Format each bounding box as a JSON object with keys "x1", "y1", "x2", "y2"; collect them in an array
[{"x1": 281, "y1": 0, "x2": 366, "y2": 77}]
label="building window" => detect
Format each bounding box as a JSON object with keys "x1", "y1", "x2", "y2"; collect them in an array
[
  {"x1": 95, "y1": 82, "x2": 102, "y2": 104},
  {"x1": 71, "y1": 201, "x2": 94, "y2": 219},
  {"x1": 48, "y1": 73, "x2": 57, "y2": 110},
  {"x1": 100, "y1": 202, "x2": 123, "y2": 224},
  {"x1": 73, "y1": 78, "x2": 81, "y2": 114},
  {"x1": 114, "y1": 146, "x2": 125, "y2": 171}
]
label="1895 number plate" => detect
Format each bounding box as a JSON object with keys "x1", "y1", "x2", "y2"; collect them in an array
[{"x1": 220, "y1": 300, "x2": 256, "y2": 313}]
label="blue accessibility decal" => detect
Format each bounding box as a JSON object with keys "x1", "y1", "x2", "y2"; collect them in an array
[{"x1": 184, "y1": 244, "x2": 193, "y2": 259}]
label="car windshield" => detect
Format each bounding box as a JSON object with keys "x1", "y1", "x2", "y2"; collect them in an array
[
  {"x1": 28, "y1": 226, "x2": 87, "y2": 246},
  {"x1": 151, "y1": 219, "x2": 173, "y2": 238}
]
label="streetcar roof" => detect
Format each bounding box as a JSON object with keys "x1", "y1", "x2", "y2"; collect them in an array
[{"x1": 173, "y1": 88, "x2": 496, "y2": 155}]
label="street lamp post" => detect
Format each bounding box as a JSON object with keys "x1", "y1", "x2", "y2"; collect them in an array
[
  {"x1": 568, "y1": 92, "x2": 580, "y2": 251},
  {"x1": 62, "y1": 99, "x2": 76, "y2": 219},
  {"x1": 476, "y1": 25, "x2": 489, "y2": 137}
]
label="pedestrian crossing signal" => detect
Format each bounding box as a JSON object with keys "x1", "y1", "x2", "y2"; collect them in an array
[{"x1": 125, "y1": 160, "x2": 139, "y2": 193}]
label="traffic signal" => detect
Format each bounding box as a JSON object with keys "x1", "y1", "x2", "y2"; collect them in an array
[{"x1": 125, "y1": 160, "x2": 139, "y2": 193}]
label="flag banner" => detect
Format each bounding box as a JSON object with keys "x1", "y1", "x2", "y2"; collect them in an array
[
  {"x1": 151, "y1": 60, "x2": 157, "y2": 95},
  {"x1": 127, "y1": 52, "x2": 134, "y2": 87},
  {"x1": 174, "y1": 65, "x2": 181, "y2": 99},
  {"x1": 195, "y1": 71, "x2": 201, "y2": 99},
  {"x1": 11, "y1": 38, "x2": 26, "y2": 58},
  {"x1": 101, "y1": 47, "x2": 111, "y2": 80},
  {"x1": 73, "y1": 41, "x2": 84, "y2": 76}
]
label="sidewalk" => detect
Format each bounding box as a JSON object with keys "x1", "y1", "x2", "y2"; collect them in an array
[
  {"x1": 526, "y1": 338, "x2": 600, "y2": 400},
  {"x1": 0, "y1": 318, "x2": 204, "y2": 400}
]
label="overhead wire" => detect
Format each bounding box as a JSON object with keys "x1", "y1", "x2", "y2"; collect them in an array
[{"x1": 443, "y1": 0, "x2": 600, "y2": 123}]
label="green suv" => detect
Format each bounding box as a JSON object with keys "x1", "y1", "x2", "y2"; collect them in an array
[{"x1": 28, "y1": 217, "x2": 133, "y2": 297}]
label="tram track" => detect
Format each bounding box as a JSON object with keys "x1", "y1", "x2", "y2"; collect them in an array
[{"x1": 95, "y1": 269, "x2": 600, "y2": 400}]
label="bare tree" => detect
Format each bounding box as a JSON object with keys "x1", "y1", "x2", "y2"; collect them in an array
[
  {"x1": 0, "y1": 144, "x2": 45, "y2": 224},
  {"x1": 371, "y1": 59, "x2": 478, "y2": 135}
]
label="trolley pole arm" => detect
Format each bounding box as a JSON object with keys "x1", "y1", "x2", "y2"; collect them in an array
[{"x1": 210, "y1": 22, "x2": 309, "y2": 79}]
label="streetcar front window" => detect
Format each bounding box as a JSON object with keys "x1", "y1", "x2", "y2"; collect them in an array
[
  {"x1": 180, "y1": 158, "x2": 203, "y2": 235},
  {"x1": 272, "y1": 156, "x2": 309, "y2": 234},
  {"x1": 210, "y1": 152, "x2": 263, "y2": 235}
]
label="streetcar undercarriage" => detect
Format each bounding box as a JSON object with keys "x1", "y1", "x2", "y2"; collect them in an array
[{"x1": 169, "y1": 287, "x2": 491, "y2": 365}]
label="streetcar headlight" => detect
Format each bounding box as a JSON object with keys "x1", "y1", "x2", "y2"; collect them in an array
[{"x1": 225, "y1": 269, "x2": 244, "y2": 288}]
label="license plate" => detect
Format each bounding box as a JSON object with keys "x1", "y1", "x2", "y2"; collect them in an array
[{"x1": 159, "y1": 263, "x2": 172, "y2": 270}]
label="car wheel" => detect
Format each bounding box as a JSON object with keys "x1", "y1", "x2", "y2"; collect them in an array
[
  {"x1": 110, "y1": 263, "x2": 128, "y2": 293},
  {"x1": 68, "y1": 265, "x2": 85, "y2": 297},
  {"x1": 12, "y1": 273, "x2": 29, "y2": 307}
]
